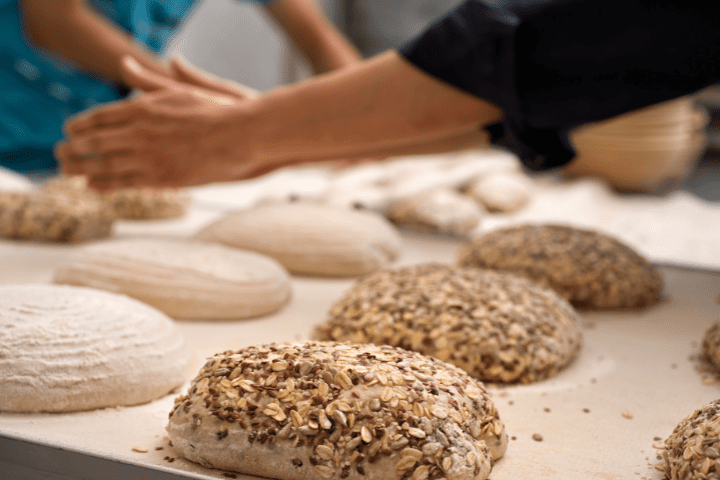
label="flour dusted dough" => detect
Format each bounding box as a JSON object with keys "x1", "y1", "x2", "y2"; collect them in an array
[
  {"x1": 314, "y1": 264, "x2": 582, "y2": 384},
  {"x1": 0, "y1": 284, "x2": 191, "y2": 412},
  {"x1": 195, "y1": 203, "x2": 402, "y2": 277},
  {"x1": 53, "y1": 238, "x2": 292, "y2": 319},
  {"x1": 387, "y1": 188, "x2": 483, "y2": 237},
  {"x1": 458, "y1": 224, "x2": 664, "y2": 310},
  {"x1": 464, "y1": 171, "x2": 532, "y2": 213},
  {"x1": 168, "y1": 341, "x2": 507, "y2": 480}
]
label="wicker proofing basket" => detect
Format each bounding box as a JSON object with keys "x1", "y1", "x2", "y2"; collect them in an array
[{"x1": 566, "y1": 97, "x2": 709, "y2": 192}]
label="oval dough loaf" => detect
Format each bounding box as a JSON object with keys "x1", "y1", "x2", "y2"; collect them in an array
[
  {"x1": 0, "y1": 284, "x2": 191, "y2": 412},
  {"x1": 314, "y1": 264, "x2": 582, "y2": 384},
  {"x1": 662, "y1": 399, "x2": 720, "y2": 479},
  {"x1": 195, "y1": 203, "x2": 402, "y2": 277},
  {"x1": 387, "y1": 188, "x2": 483, "y2": 237},
  {"x1": 53, "y1": 238, "x2": 292, "y2": 319},
  {"x1": 168, "y1": 341, "x2": 507, "y2": 480},
  {"x1": 457, "y1": 224, "x2": 664, "y2": 309}
]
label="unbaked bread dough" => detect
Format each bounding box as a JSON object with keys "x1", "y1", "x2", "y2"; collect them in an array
[
  {"x1": 0, "y1": 190, "x2": 115, "y2": 243},
  {"x1": 43, "y1": 175, "x2": 190, "y2": 220},
  {"x1": 314, "y1": 264, "x2": 582, "y2": 384},
  {"x1": 386, "y1": 188, "x2": 483, "y2": 237},
  {"x1": 53, "y1": 238, "x2": 292, "y2": 319},
  {"x1": 457, "y1": 224, "x2": 664, "y2": 309},
  {"x1": 463, "y1": 171, "x2": 532, "y2": 213},
  {"x1": 702, "y1": 318, "x2": 720, "y2": 371},
  {"x1": 661, "y1": 399, "x2": 720, "y2": 479},
  {"x1": 0, "y1": 284, "x2": 191, "y2": 412},
  {"x1": 168, "y1": 341, "x2": 507, "y2": 480},
  {"x1": 195, "y1": 203, "x2": 402, "y2": 277}
]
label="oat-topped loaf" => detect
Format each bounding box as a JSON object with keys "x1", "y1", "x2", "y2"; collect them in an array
[
  {"x1": 661, "y1": 399, "x2": 720, "y2": 480},
  {"x1": 44, "y1": 175, "x2": 190, "y2": 220},
  {"x1": 702, "y1": 319, "x2": 720, "y2": 371},
  {"x1": 168, "y1": 341, "x2": 507, "y2": 480},
  {"x1": 0, "y1": 190, "x2": 114, "y2": 242},
  {"x1": 314, "y1": 264, "x2": 581, "y2": 384},
  {"x1": 457, "y1": 224, "x2": 664, "y2": 309}
]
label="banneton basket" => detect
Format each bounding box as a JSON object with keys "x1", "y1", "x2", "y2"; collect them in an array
[{"x1": 565, "y1": 97, "x2": 709, "y2": 192}]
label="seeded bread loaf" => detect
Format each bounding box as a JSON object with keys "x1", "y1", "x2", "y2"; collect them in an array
[
  {"x1": 43, "y1": 175, "x2": 190, "y2": 220},
  {"x1": 0, "y1": 190, "x2": 114, "y2": 243},
  {"x1": 661, "y1": 399, "x2": 720, "y2": 479},
  {"x1": 168, "y1": 341, "x2": 507, "y2": 480},
  {"x1": 0, "y1": 284, "x2": 190, "y2": 412},
  {"x1": 314, "y1": 264, "x2": 582, "y2": 384},
  {"x1": 702, "y1": 319, "x2": 720, "y2": 371},
  {"x1": 457, "y1": 224, "x2": 664, "y2": 310},
  {"x1": 195, "y1": 203, "x2": 402, "y2": 277},
  {"x1": 53, "y1": 238, "x2": 292, "y2": 320}
]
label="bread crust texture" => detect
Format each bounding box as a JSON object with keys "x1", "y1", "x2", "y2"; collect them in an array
[{"x1": 168, "y1": 341, "x2": 507, "y2": 480}]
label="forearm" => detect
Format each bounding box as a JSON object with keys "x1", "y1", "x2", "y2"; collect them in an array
[
  {"x1": 21, "y1": 0, "x2": 170, "y2": 83},
  {"x1": 243, "y1": 51, "x2": 502, "y2": 171},
  {"x1": 265, "y1": 0, "x2": 362, "y2": 73}
]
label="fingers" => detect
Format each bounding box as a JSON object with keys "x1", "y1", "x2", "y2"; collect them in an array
[
  {"x1": 170, "y1": 57, "x2": 260, "y2": 99},
  {"x1": 120, "y1": 56, "x2": 178, "y2": 93},
  {"x1": 64, "y1": 99, "x2": 151, "y2": 136}
]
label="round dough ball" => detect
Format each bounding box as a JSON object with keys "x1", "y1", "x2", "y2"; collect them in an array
[
  {"x1": 662, "y1": 399, "x2": 720, "y2": 479},
  {"x1": 464, "y1": 171, "x2": 532, "y2": 213},
  {"x1": 387, "y1": 188, "x2": 483, "y2": 237},
  {"x1": 195, "y1": 203, "x2": 402, "y2": 277},
  {"x1": 53, "y1": 238, "x2": 292, "y2": 319},
  {"x1": 0, "y1": 284, "x2": 191, "y2": 412},
  {"x1": 168, "y1": 341, "x2": 507, "y2": 480},
  {"x1": 457, "y1": 224, "x2": 664, "y2": 310},
  {"x1": 314, "y1": 264, "x2": 582, "y2": 384}
]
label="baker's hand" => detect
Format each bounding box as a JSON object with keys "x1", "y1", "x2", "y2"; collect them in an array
[{"x1": 56, "y1": 57, "x2": 256, "y2": 190}]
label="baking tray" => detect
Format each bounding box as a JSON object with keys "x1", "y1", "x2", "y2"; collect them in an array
[{"x1": 1, "y1": 228, "x2": 719, "y2": 480}]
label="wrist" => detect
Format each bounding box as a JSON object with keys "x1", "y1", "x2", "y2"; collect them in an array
[{"x1": 225, "y1": 97, "x2": 266, "y2": 179}]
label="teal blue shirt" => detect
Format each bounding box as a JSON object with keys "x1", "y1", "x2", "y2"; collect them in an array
[{"x1": 0, "y1": 0, "x2": 269, "y2": 172}]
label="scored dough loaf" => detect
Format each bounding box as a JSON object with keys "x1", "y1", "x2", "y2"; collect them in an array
[
  {"x1": 314, "y1": 264, "x2": 582, "y2": 384},
  {"x1": 195, "y1": 203, "x2": 402, "y2": 277},
  {"x1": 53, "y1": 238, "x2": 292, "y2": 319},
  {"x1": 661, "y1": 399, "x2": 720, "y2": 480},
  {"x1": 0, "y1": 284, "x2": 191, "y2": 412},
  {"x1": 168, "y1": 341, "x2": 507, "y2": 480},
  {"x1": 457, "y1": 224, "x2": 664, "y2": 310}
]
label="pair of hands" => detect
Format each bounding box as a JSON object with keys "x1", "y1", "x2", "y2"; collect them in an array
[{"x1": 57, "y1": 58, "x2": 301, "y2": 190}]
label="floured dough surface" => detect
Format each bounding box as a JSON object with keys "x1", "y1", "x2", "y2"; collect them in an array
[
  {"x1": 168, "y1": 341, "x2": 506, "y2": 480},
  {"x1": 458, "y1": 224, "x2": 664, "y2": 310},
  {"x1": 0, "y1": 284, "x2": 191, "y2": 412},
  {"x1": 195, "y1": 203, "x2": 402, "y2": 277},
  {"x1": 314, "y1": 264, "x2": 582, "y2": 384},
  {"x1": 387, "y1": 188, "x2": 483, "y2": 237},
  {"x1": 661, "y1": 399, "x2": 720, "y2": 479},
  {"x1": 53, "y1": 238, "x2": 292, "y2": 319}
]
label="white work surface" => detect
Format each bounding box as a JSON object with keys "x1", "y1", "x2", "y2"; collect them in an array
[{"x1": 1, "y1": 162, "x2": 720, "y2": 480}]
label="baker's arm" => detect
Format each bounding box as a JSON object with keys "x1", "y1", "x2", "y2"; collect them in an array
[
  {"x1": 56, "y1": 52, "x2": 502, "y2": 189},
  {"x1": 21, "y1": 0, "x2": 171, "y2": 83},
  {"x1": 263, "y1": 0, "x2": 362, "y2": 73}
]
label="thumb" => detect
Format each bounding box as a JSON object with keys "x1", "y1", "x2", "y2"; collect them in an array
[
  {"x1": 120, "y1": 56, "x2": 178, "y2": 92},
  {"x1": 170, "y1": 57, "x2": 260, "y2": 100}
]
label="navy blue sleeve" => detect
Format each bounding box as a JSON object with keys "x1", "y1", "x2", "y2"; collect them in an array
[{"x1": 401, "y1": 0, "x2": 720, "y2": 170}]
